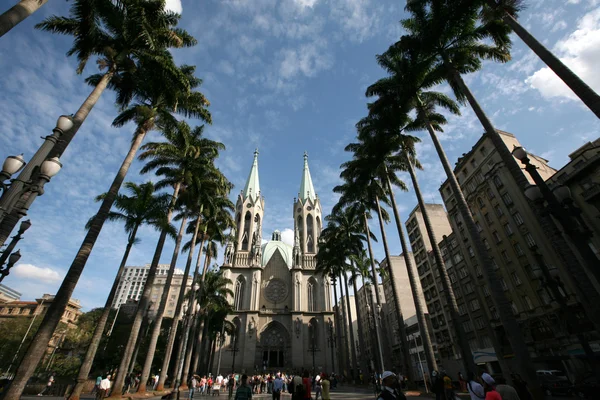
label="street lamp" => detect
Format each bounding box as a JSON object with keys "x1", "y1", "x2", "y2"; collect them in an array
[
  {"x1": 512, "y1": 146, "x2": 600, "y2": 280},
  {"x1": 0, "y1": 218, "x2": 31, "y2": 282},
  {"x1": 308, "y1": 322, "x2": 317, "y2": 376},
  {"x1": 327, "y1": 318, "x2": 336, "y2": 374},
  {"x1": 0, "y1": 115, "x2": 72, "y2": 244}
]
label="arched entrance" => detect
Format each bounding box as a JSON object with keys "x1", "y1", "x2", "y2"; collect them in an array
[{"x1": 258, "y1": 322, "x2": 289, "y2": 369}]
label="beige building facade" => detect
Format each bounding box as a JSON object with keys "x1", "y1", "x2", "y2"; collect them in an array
[
  {"x1": 218, "y1": 151, "x2": 334, "y2": 374},
  {"x1": 355, "y1": 283, "x2": 385, "y2": 372}
]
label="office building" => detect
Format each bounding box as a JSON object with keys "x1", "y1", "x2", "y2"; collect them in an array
[{"x1": 0, "y1": 283, "x2": 21, "y2": 303}]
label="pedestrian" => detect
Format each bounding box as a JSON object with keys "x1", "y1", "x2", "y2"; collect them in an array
[
  {"x1": 467, "y1": 372, "x2": 485, "y2": 400},
  {"x1": 154, "y1": 373, "x2": 160, "y2": 390},
  {"x1": 443, "y1": 373, "x2": 455, "y2": 400},
  {"x1": 190, "y1": 375, "x2": 198, "y2": 399},
  {"x1": 201, "y1": 376, "x2": 207, "y2": 395},
  {"x1": 314, "y1": 374, "x2": 322, "y2": 400},
  {"x1": 432, "y1": 371, "x2": 444, "y2": 400},
  {"x1": 228, "y1": 374, "x2": 236, "y2": 400},
  {"x1": 97, "y1": 374, "x2": 111, "y2": 400},
  {"x1": 376, "y1": 371, "x2": 407, "y2": 400},
  {"x1": 291, "y1": 372, "x2": 304, "y2": 400},
  {"x1": 234, "y1": 375, "x2": 252, "y2": 400},
  {"x1": 302, "y1": 370, "x2": 312, "y2": 400},
  {"x1": 38, "y1": 374, "x2": 55, "y2": 396},
  {"x1": 495, "y1": 377, "x2": 520, "y2": 400},
  {"x1": 481, "y1": 373, "x2": 502, "y2": 400},
  {"x1": 510, "y1": 374, "x2": 532, "y2": 400},
  {"x1": 321, "y1": 374, "x2": 331, "y2": 400},
  {"x1": 273, "y1": 373, "x2": 284, "y2": 400},
  {"x1": 92, "y1": 375, "x2": 102, "y2": 394},
  {"x1": 459, "y1": 372, "x2": 467, "y2": 393}
]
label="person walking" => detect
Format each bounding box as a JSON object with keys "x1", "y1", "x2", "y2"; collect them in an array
[
  {"x1": 495, "y1": 377, "x2": 520, "y2": 400},
  {"x1": 314, "y1": 374, "x2": 323, "y2": 400},
  {"x1": 302, "y1": 370, "x2": 312, "y2": 400},
  {"x1": 234, "y1": 375, "x2": 253, "y2": 400},
  {"x1": 321, "y1": 374, "x2": 330, "y2": 400},
  {"x1": 481, "y1": 373, "x2": 502, "y2": 400},
  {"x1": 376, "y1": 371, "x2": 407, "y2": 400},
  {"x1": 37, "y1": 374, "x2": 55, "y2": 396},
  {"x1": 92, "y1": 375, "x2": 102, "y2": 395},
  {"x1": 97, "y1": 374, "x2": 111, "y2": 400},
  {"x1": 272, "y1": 373, "x2": 284, "y2": 400},
  {"x1": 292, "y1": 372, "x2": 304, "y2": 400},
  {"x1": 432, "y1": 371, "x2": 444, "y2": 400},
  {"x1": 467, "y1": 372, "x2": 485, "y2": 400},
  {"x1": 190, "y1": 375, "x2": 198, "y2": 399},
  {"x1": 459, "y1": 373, "x2": 467, "y2": 393},
  {"x1": 443, "y1": 373, "x2": 455, "y2": 400},
  {"x1": 201, "y1": 376, "x2": 207, "y2": 395}
]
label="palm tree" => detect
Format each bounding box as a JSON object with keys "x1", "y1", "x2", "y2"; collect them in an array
[
  {"x1": 0, "y1": 0, "x2": 195, "y2": 247},
  {"x1": 2, "y1": 62, "x2": 199, "y2": 400},
  {"x1": 111, "y1": 122, "x2": 221, "y2": 394},
  {"x1": 479, "y1": 0, "x2": 600, "y2": 117},
  {"x1": 0, "y1": 0, "x2": 48, "y2": 38},
  {"x1": 68, "y1": 182, "x2": 173, "y2": 400},
  {"x1": 347, "y1": 250, "x2": 372, "y2": 378},
  {"x1": 157, "y1": 184, "x2": 234, "y2": 390}
]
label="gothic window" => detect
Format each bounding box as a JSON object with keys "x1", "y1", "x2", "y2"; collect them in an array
[
  {"x1": 307, "y1": 214, "x2": 314, "y2": 253},
  {"x1": 297, "y1": 216, "x2": 304, "y2": 251},
  {"x1": 242, "y1": 211, "x2": 251, "y2": 250},
  {"x1": 316, "y1": 216, "x2": 321, "y2": 236},
  {"x1": 307, "y1": 278, "x2": 317, "y2": 312},
  {"x1": 308, "y1": 318, "x2": 319, "y2": 349},
  {"x1": 234, "y1": 276, "x2": 246, "y2": 310}
]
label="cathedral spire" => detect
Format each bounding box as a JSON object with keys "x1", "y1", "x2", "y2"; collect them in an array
[
  {"x1": 243, "y1": 148, "x2": 261, "y2": 200},
  {"x1": 298, "y1": 151, "x2": 316, "y2": 202}
]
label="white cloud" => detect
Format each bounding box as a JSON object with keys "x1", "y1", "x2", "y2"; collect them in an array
[
  {"x1": 526, "y1": 8, "x2": 600, "y2": 101},
  {"x1": 165, "y1": 0, "x2": 182, "y2": 14},
  {"x1": 279, "y1": 40, "x2": 333, "y2": 79},
  {"x1": 294, "y1": 0, "x2": 319, "y2": 8},
  {"x1": 12, "y1": 263, "x2": 62, "y2": 283},
  {"x1": 280, "y1": 228, "x2": 295, "y2": 246}
]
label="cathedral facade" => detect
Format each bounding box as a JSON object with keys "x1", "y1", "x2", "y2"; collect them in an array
[{"x1": 218, "y1": 150, "x2": 335, "y2": 374}]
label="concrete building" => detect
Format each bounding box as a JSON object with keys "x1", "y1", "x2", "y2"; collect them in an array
[
  {"x1": 434, "y1": 130, "x2": 599, "y2": 378},
  {"x1": 217, "y1": 151, "x2": 335, "y2": 374},
  {"x1": 356, "y1": 283, "x2": 385, "y2": 373},
  {"x1": 112, "y1": 264, "x2": 192, "y2": 318},
  {"x1": 0, "y1": 283, "x2": 21, "y2": 303},
  {"x1": 405, "y1": 314, "x2": 436, "y2": 383},
  {"x1": 0, "y1": 293, "x2": 82, "y2": 327},
  {"x1": 380, "y1": 253, "x2": 427, "y2": 371}
]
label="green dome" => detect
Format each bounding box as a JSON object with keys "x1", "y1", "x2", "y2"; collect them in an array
[{"x1": 261, "y1": 240, "x2": 293, "y2": 268}]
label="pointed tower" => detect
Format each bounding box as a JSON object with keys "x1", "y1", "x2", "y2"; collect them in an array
[
  {"x1": 234, "y1": 149, "x2": 265, "y2": 267},
  {"x1": 293, "y1": 152, "x2": 322, "y2": 269}
]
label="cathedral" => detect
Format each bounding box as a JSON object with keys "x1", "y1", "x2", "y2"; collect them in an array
[{"x1": 218, "y1": 150, "x2": 335, "y2": 374}]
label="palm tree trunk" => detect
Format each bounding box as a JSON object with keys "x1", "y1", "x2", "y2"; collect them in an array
[
  {"x1": 197, "y1": 317, "x2": 211, "y2": 374},
  {"x1": 362, "y1": 212, "x2": 385, "y2": 374},
  {"x1": 138, "y1": 214, "x2": 188, "y2": 393},
  {"x1": 191, "y1": 243, "x2": 214, "y2": 376},
  {"x1": 342, "y1": 273, "x2": 358, "y2": 383},
  {"x1": 496, "y1": 8, "x2": 600, "y2": 118},
  {"x1": 2, "y1": 129, "x2": 147, "y2": 400},
  {"x1": 158, "y1": 213, "x2": 203, "y2": 390},
  {"x1": 69, "y1": 226, "x2": 139, "y2": 400},
  {"x1": 182, "y1": 234, "x2": 207, "y2": 382},
  {"x1": 373, "y1": 196, "x2": 412, "y2": 381},
  {"x1": 0, "y1": 71, "x2": 114, "y2": 247},
  {"x1": 338, "y1": 273, "x2": 351, "y2": 380},
  {"x1": 383, "y1": 174, "x2": 438, "y2": 375},
  {"x1": 0, "y1": 0, "x2": 49, "y2": 38},
  {"x1": 111, "y1": 182, "x2": 182, "y2": 396},
  {"x1": 208, "y1": 338, "x2": 217, "y2": 373},
  {"x1": 350, "y1": 265, "x2": 370, "y2": 378},
  {"x1": 406, "y1": 158, "x2": 476, "y2": 375},
  {"x1": 129, "y1": 317, "x2": 149, "y2": 374}
]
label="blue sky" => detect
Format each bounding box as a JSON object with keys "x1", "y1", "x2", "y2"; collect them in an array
[{"x1": 1, "y1": 0, "x2": 599, "y2": 310}]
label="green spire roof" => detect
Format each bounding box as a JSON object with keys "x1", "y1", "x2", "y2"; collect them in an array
[
  {"x1": 243, "y1": 149, "x2": 260, "y2": 200},
  {"x1": 299, "y1": 152, "x2": 317, "y2": 202}
]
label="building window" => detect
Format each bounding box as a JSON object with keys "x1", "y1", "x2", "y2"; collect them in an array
[
  {"x1": 464, "y1": 283, "x2": 474, "y2": 294},
  {"x1": 450, "y1": 274, "x2": 457, "y2": 284},
  {"x1": 470, "y1": 299, "x2": 481, "y2": 311},
  {"x1": 493, "y1": 231, "x2": 502, "y2": 243},
  {"x1": 483, "y1": 239, "x2": 490, "y2": 250},
  {"x1": 524, "y1": 295, "x2": 534, "y2": 310},
  {"x1": 458, "y1": 304, "x2": 468, "y2": 315},
  {"x1": 483, "y1": 286, "x2": 490, "y2": 297},
  {"x1": 459, "y1": 268, "x2": 469, "y2": 278},
  {"x1": 491, "y1": 258, "x2": 499, "y2": 270},
  {"x1": 501, "y1": 193, "x2": 513, "y2": 206},
  {"x1": 494, "y1": 205, "x2": 504, "y2": 217},
  {"x1": 480, "y1": 146, "x2": 487, "y2": 156},
  {"x1": 487, "y1": 188, "x2": 495, "y2": 199},
  {"x1": 463, "y1": 321, "x2": 474, "y2": 333},
  {"x1": 504, "y1": 223, "x2": 513, "y2": 236},
  {"x1": 475, "y1": 265, "x2": 483, "y2": 277},
  {"x1": 475, "y1": 317, "x2": 485, "y2": 330},
  {"x1": 491, "y1": 307, "x2": 500, "y2": 320},
  {"x1": 513, "y1": 212, "x2": 524, "y2": 226},
  {"x1": 484, "y1": 213, "x2": 492, "y2": 224},
  {"x1": 511, "y1": 301, "x2": 519, "y2": 315},
  {"x1": 493, "y1": 176, "x2": 503, "y2": 188},
  {"x1": 500, "y1": 278, "x2": 509, "y2": 291},
  {"x1": 501, "y1": 250, "x2": 511, "y2": 262},
  {"x1": 476, "y1": 222, "x2": 483, "y2": 232},
  {"x1": 234, "y1": 276, "x2": 245, "y2": 311},
  {"x1": 514, "y1": 243, "x2": 525, "y2": 256},
  {"x1": 477, "y1": 198, "x2": 485, "y2": 208},
  {"x1": 525, "y1": 233, "x2": 536, "y2": 248},
  {"x1": 481, "y1": 336, "x2": 492, "y2": 348},
  {"x1": 454, "y1": 253, "x2": 463, "y2": 263},
  {"x1": 469, "y1": 339, "x2": 479, "y2": 351},
  {"x1": 468, "y1": 247, "x2": 475, "y2": 257},
  {"x1": 512, "y1": 272, "x2": 522, "y2": 286},
  {"x1": 307, "y1": 279, "x2": 317, "y2": 312}
]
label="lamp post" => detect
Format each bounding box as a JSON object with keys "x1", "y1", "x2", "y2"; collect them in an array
[
  {"x1": 216, "y1": 328, "x2": 226, "y2": 376},
  {"x1": 512, "y1": 146, "x2": 600, "y2": 282},
  {"x1": 327, "y1": 318, "x2": 336, "y2": 374},
  {"x1": 308, "y1": 322, "x2": 317, "y2": 376},
  {"x1": 409, "y1": 334, "x2": 428, "y2": 393},
  {"x1": 230, "y1": 333, "x2": 239, "y2": 373},
  {"x1": 0, "y1": 115, "x2": 72, "y2": 233},
  {"x1": 0, "y1": 219, "x2": 30, "y2": 281}
]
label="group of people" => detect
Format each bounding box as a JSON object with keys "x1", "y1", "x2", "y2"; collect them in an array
[
  {"x1": 429, "y1": 370, "x2": 532, "y2": 400},
  {"x1": 229, "y1": 370, "x2": 333, "y2": 400},
  {"x1": 189, "y1": 373, "x2": 234, "y2": 397}
]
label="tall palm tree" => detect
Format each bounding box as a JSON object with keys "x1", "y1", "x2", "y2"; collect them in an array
[
  {"x1": 0, "y1": 0, "x2": 48, "y2": 38},
  {"x1": 157, "y1": 185, "x2": 234, "y2": 390},
  {"x1": 112, "y1": 122, "x2": 221, "y2": 394},
  {"x1": 2, "y1": 62, "x2": 200, "y2": 400},
  {"x1": 69, "y1": 182, "x2": 173, "y2": 400},
  {"x1": 479, "y1": 0, "x2": 600, "y2": 117},
  {"x1": 0, "y1": 0, "x2": 195, "y2": 247}
]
